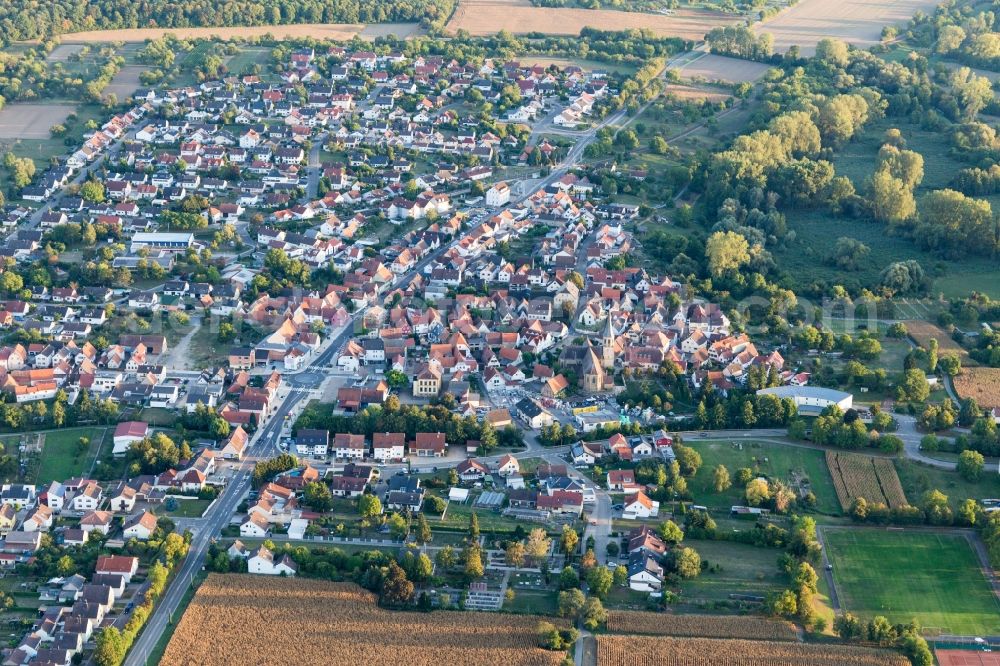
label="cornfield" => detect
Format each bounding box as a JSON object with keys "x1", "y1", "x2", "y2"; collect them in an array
[
  {"x1": 606, "y1": 611, "x2": 797, "y2": 641},
  {"x1": 597, "y1": 635, "x2": 910, "y2": 665},
  {"x1": 826, "y1": 451, "x2": 908, "y2": 511},
  {"x1": 953, "y1": 368, "x2": 1000, "y2": 409},
  {"x1": 160, "y1": 575, "x2": 565, "y2": 666}
]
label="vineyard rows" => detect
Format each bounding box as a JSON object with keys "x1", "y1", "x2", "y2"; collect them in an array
[
  {"x1": 161, "y1": 575, "x2": 565, "y2": 666},
  {"x1": 597, "y1": 636, "x2": 910, "y2": 665},
  {"x1": 605, "y1": 611, "x2": 797, "y2": 641},
  {"x1": 826, "y1": 451, "x2": 908, "y2": 510}
]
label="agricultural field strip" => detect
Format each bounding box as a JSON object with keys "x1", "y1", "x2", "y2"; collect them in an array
[
  {"x1": 161, "y1": 575, "x2": 565, "y2": 666},
  {"x1": 446, "y1": 0, "x2": 740, "y2": 38},
  {"x1": 755, "y1": 0, "x2": 944, "y2": 55},
  {"x1": 605, "y1": 611, "x2": 798, "y2": 641},
  {"x1": 826, "y1": 451, "x2": 908, "y2": 510},
  {"x1": 952, "y1": 367, "x2": 1000, "y2": 410},
  {"x1": 596, "y1": 635, "x2": 910, "y2": 665},
  {"x1": 905, "y1": 320, "x2": 974, "y2": 365}
]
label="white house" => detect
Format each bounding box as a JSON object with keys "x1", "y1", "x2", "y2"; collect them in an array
[
  {"x1": 485, "y1": 182, "x2": 511, "y2": 207},
  {"x1": 495, "y1": 454, "x2": 519, "y2": 477},
  {"x1": 240, "y1": 513, "x2": 270, "y2": 538},
  {"x1": 248, "y1": 545, "x2": 297, "y2": 576},
  {"x1": 122, "y1": 511, "x2": 158, "y2": 541},
  {"x1": 627, "y1": 552, "x2": 663, "y2": 592},
  {"x1": 372, "y1": 433, "x2": 405, "y2": 462},
  {"x1": 622, "y1": 491, "x2": 659, "y2": 520}
]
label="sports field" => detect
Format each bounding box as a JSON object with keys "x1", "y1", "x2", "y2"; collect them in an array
[{"x1": 825, "y1": 529, "x2": 1000, "y2": 636}]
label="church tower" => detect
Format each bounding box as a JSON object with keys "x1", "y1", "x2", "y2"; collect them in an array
[{"x1": 601, "y1": 315, "x2": 615, "y2": 370}]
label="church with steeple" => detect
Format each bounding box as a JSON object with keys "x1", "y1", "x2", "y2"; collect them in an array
[{"x1": 562, "y1": 315, "x2": 618, "y2": 393}]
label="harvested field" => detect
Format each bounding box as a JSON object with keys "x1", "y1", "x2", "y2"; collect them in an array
[
  {"x1": 447, "y1": 0, "x2": 739, "y2": 38},
  {"x1": 953, "y1": 367, "x2": 1000, "y2": 410},
  {"x1": 675, "y1": 53, "x2": 773, "y2": 83},
  {"x1": 826, "y1": 451, "x2": 908, "y2": 511},
  {"x1": 605, "y1": 611, "x2": 797, "y2": 641},
  {"x1": 0, "y1": 104, "x2": 76, "y2": 139},
  {"x1": 102, "y1": 65, "x2": 146, "y2": 99},
  {"x1": 58, "y1": 22, "x2": 423, "y2": 43},
  {"x1": 596, "y1": 635, "x2": 909, "y2": 665},
  {"x1": 46, "y1": 44, "x2": 83, "y2": 61},
  {"x1": 161, "y1": 575, "x2": 565, "y2": 666},
  {"x1": 906, "y1": 320, "x2": 975, "y2": 366},
  {"x1": 664, "y1": 83, "x2": 731, "y2": 102},
  {"x1": 757, "y1": 0, "x2": 944, "y2": 55}
]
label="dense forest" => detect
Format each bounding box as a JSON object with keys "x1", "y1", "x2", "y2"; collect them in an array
[{"x1": 0, "y1": 0, "x2": 457, "y2": 45}]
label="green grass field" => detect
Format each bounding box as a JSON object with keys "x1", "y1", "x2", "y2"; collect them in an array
[
  {"x1": 680, "y1": 538, "x2": 788, "y2": 603},
  {"x1": 34, "y1": 427, "x2": 108, "y2": 484},
  {"x1": 687, "y1": 439, "x2": 841, "y2": 514},
  {"x1": 825, "y1": 529, "x2": 1000, "y2": 635},
  {"x1": 225, "y1": 47, "x2": 272, "y2": 76},
  {"x1": 160, "y1": 498, "x2": 212, "y2": 518},
  {"x1": 894, "y1": 459, "x2": 1000, "y2": 510}
]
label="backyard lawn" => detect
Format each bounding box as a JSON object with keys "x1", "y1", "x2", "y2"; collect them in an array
[
  {"x1": 34, "y1": 427, "x2": 108, "y2": 485},
  {"x1": 679, "y1": 538, "x2": 788, "y2": 604},
  {"x1": 159, "y1": 498, "x2": 212, "y2": 518},
  {"x1": 687, "y1": 439, "x2": 841, "y2": 515},
  {"x1": 824, "y1": 529, "x2": 1000, "y2": 636}
]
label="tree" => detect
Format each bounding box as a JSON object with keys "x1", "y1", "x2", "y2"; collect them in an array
[
  {"x1": 897, "y1": 368, "x2": 930, "y2": 403},
  {"x1": 951, "y1": 67, "x2": 993, "y2": 120},
  {"x1": 767, "y1": 589, "x2": 798, "y2": 617},
  {"x1": 560, "y1": 524, "x2": 579, "y2": 555},
  {"x1": 435, "y1": 545, "x2": 456, "y2": 570},
  {"x1": 868, "y1": 169, "x2": 915, "y2": 225},
  {"x1": 381, "y1": 561, "x2": 414, "y2": 606},
  {"x1": 586, "y1": 565, "x2": 614, "y2": 599},
  {"x1": 358, "y1": 494, "x2": 382, "y2": 525},
  {"x1": 559, "y1": 566, "x2": 580, "y2": 589},
  {"x1": 302, "y1": 481, "x2": 332, "y2": 512},
  {"x1": 712, "y1": 464, "x2": 731, "y2": 493},
  {"x1": 705, "y1": 230, "x2": 750, "y2": 276},
  {"x1": 916, "y1": 189, "x2": 996, "y2": 258},
  {"x1": 506, "y1": 540, "x2": 526, "y2": 568},
  {"x1": 958, "y1": 449, "x2": 985, "y2": 481},
  {"x1": 468, "y1": 512, "x2": 480, "y2": 541},
  {"x1": 581, "y1": 597, "x2": 607, "y2": 630},
  {"x1": 464, "y1": 543, "x2": 485, "y2": 579},
  {"x1": 415, "y1": 513, "x2": 432, "y2": 545},
  {"x1": 525, "y1": 528, "x2": 551, "y2": 564},
  {"x1": 658, "y1": 520, "x2": 684, "y2": 545},
  {"x1": 815, "y1": 38, "x2": 850, "y2": 66},
  {"x1": 673, "y1": 547, "x2": 702, "y2": 578},
  {"x1": 745, "y1": 478, "x2": 770, "y2": 506},
  {"x1": 94, "y1": 627, "x2": 126, "y2": 666},
  {"x1": 386, "y1": 513, "x2": 408, "y2": 539},
  {"x1": 80, "y1": 180, "x2": 105, "y2": 203},
  {"x1": 558, "y1": 588, "x2": 586, "y2": 618}
]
